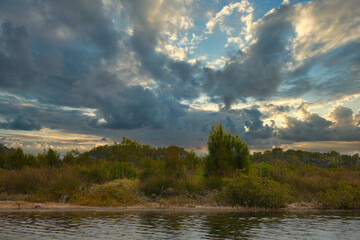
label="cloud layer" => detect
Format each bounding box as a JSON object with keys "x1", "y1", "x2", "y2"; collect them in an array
[{"x1": 0, "y1": 0, "x2": 359, "y2": 154}]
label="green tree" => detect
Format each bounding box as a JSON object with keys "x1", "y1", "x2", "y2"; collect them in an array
[
  {"x1": 8, "y1": 148, "x2": 26, "y2": 169},
  {"x1": 206, "y1": 122, "x2": 250, "y2": 176},
  {"x1": 63, "y1": 149, "x2": 80, "y2": 165},
  {"x1": 46, "y1": 148, "x2": 61, "y2": 167}
]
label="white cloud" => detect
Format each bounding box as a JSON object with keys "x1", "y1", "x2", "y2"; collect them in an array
[
  {"x1": 205, "y1": 0, "x2": 251, "y2": 34},
  {"x1": 291, "y1": 0, "x2": 360, "y2": 63},
  {"x1": 156, "y1": 44, "x2": 187, "y2": 61},
  {"x1": 205, "y1": 56, "x2": 228, "y2": 69},
  {"x1": 140, "y1": 0, "x2": 195, "y2": 61}
]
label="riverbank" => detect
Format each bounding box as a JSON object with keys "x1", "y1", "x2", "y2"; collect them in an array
[{"x1": 0, "y1": 200, "x2": 321, "y2": 211}]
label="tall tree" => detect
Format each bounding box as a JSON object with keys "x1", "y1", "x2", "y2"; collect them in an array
[{"x1": 206, "y1": 122, "x2": 250, "y2": 176}]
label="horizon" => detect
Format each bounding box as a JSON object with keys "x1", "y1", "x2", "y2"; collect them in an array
[{"x1": 0, "y1": 0, "x2": 359, "y2": 155}]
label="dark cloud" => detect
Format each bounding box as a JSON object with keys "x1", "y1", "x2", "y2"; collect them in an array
[
  {"x1": 330, "y1": 106, "x2": 354, "y2": 128},
  {"x1": 89, "y1": 85, "x2": 171, "y2": 129},
  {"x1": 126, "y1": 0, "x2": 202, "y2": 101},
  {"x1": 0, "y1": 0, "x2": 197, "y2": 131},
  {"x1": 80, "y1": 71, "x2": 187, "y2": 129},
  {"x1": 169, "y1": 107, "x2": 276, "y2": 145},
  {"x1": 0, "y1": 95, "x2": 91, "y2": 133},
  {"x1": 279, "y1": 114, "x2": 332, "y2": 141},
  {"x1": 224, "y1": 116, "x2": 236, "y2": 134},
  {"x1": 0, "y1": 0, "x2": 120, "y2": 58},
  {"x1": 204, "y1": 4, "x2": 294, "y2": 109},
  {"x1": 278, "y1": 78, "x2": 312, "y2": 98},
  {"x1": 238, "y1": 108, "x2": 276, "y2": 143},
  {"x1": 0, "y1": 22, "x2": 39, "y2": 89},
  {"x1": 264, "y1": 104, "x2": 292, "y2": 114},
  {"x1": 283, "y1": 41, "x2": 360, "y2": 100},
  {"x1": 279, "y1": 106, "x2": 360, "y2": 142},
  {"x1": 0, "y1": 113, "x2": 41, "y2": 131}
]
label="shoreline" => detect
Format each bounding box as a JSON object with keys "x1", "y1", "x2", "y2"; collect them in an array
[{"x1": 0, "y1": 201, "x2": 328, "y2": 212}]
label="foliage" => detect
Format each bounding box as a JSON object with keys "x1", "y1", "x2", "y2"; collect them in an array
[
  {"x1": 206, "y1": 122, "x2": 250, "y2": 176},
  {"x1": 71, "y1": 179, "x2": 141, "y2": 207},
  {"x1": 138, "y1": 158, "x2": 168, "y2": 195},
  {"x1": 252, "y1": 148, "x2": 360, "y2": 170},
  {"x1": 1, "y1": 136, "x2": 360, "y2": 209},
  {"x1": 0, "y1": 166, "x2": 85, "y2": 200},
  {"x1": 317, "y1": 184, "x2": 360, "y2": 209},
  {"x1": 257, "y1": 162, "x2": 274, "y2": 178},
  {"x1": 218, "y1": 170, "x2": 293, "y2": 208},
  {"x1": 45, "y1": 148, "x2": 61, "y2": 167},
  {"x1": 138, "y1": 146, "x2": 204, "y2": 196}
]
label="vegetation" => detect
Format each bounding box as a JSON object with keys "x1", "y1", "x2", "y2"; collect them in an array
[
  {"x1": 206, "y1": 122, "x2": 250, "y2": 176},
  {"x1": 218, "y1": 170, "x2": 292, "y2": 208},
  {"x1": 317, "y1": 184, "x2": 360, "y2": 209},
  {"x1": 0, "y1": 123, "x2": 359, "y2": 209}
]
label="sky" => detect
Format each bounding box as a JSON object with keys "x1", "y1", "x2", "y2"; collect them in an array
[{"x1": 0, "y1": 0, "x2": 359, "y2": 155}]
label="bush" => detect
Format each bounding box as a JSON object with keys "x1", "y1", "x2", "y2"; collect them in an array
[
  {"x1": 139, "y1": 154, "x2": 204, "y2": 196},
  {"x1": 71, "y1": 179, "x2": 140, "y2": 206},
  {"x1": 1, "y1": 168, "x2": 49, "y2": 194},
  {"x1": 1, "y1": 166, "x2": 86, "y2": 201},
  {"x1": 39, "y1": 166, "x2": 85, "y2": 201},
  {"x1": 218, "y1": 170, "x2": 293, "y2": 208},
  {"x1": 317, "y1": 184, "x2": 360, "y2": 209},
  {"x1": 138, "y1": 158, "x2": 168, "y2": 195}
]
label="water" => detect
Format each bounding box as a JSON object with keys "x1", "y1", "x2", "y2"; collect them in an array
[{"x1": 0, "y1": 210, "x2": 359, "y2": 239}]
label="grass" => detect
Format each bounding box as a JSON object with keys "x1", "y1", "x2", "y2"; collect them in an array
[{"x1": 71, "y1": 179, "x2": 141, "y2": 207}]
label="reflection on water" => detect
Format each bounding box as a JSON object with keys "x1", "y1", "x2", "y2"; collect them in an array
[{"x1": 0, "y1": 210, "x2": 359, "y2": 239}]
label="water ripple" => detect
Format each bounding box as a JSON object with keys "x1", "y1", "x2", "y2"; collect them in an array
[{"x1": 0, "y1": 210, "x2": 359, "y2": 239}]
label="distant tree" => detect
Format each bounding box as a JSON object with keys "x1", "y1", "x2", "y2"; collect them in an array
[
  {"x1": 45, "y1": 148, "x2": 61, "y2": 167},
  {"x1": 8, "y1": 148, "x2": 26, "y2": 169},
  {"x1": 37, "y1": 151, "x2": 48, "y2": 167},
  {"x1": 206, "y1": 122, "x2": 250, "y2": 176},
  {"x1": 25, "y1": 154, "x2": 37, "y2": 168},
  {"x1": 165, "y1": 146, "x2": 184, "y2": 178},
  {"x1": 63, "y1": 149, "x2": 80, "y2": 165}
]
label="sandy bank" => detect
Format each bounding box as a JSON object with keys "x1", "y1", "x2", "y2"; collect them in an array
[{"x1": 0, "y1": 201, "x2": 321, "y2": 211}]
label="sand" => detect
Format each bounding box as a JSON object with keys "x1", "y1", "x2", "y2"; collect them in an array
[{"x1": 0, "y1": 201, "x2": 321, "y2": 211}]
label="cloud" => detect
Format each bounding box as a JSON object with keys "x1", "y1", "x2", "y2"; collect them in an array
[
  {"x1": 279, "y1": 112, "x2": 332, "y2": 141},
  {"x1": 0, "y1": 0, "x2": 120, "y2": 58},
  {"x1": 204, "y1": 4, "x2": 294, "y2": 109},
  {"x1": 0, "y1": 22, "x2": 39, "y2": 89},
  {"x1": 283, "y1": 41, "x2": 360, "y2": 100},
  {"x1": 279, "y1": 106, "x2": 360, "y2": 142},
  {"x1": 76, "y1": 70, "x2": 186, "y2": 129},
  {"x1": 291, "y1": 0, "x2": 360, "y2": 63},
  {"x1": 205, "y1": 1, "x2": 251, "y2": 35},
  {"x1": 0, "y1": 0, "x2": 359, "y2": 155},
  {"x1": 239, "y1": 108, "x2": 276, "y2": 143},
  {"x1": 0, "y1": 113, "x2": 41, "y2": 131},
  {"x1": 126, "y1": 0, "x2": 203, "y2": 101},
  {"x1": 0, "y1": 0, "x2": 122, "y2": 107}
]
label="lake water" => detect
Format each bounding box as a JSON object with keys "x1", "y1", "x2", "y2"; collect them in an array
[{"x1": 0, "y1": 210, "x2": 359, "y2": 239}]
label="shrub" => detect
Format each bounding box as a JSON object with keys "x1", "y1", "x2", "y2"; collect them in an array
[
  {"x1": 317, "y1": 184, "x2": 360, "y2": 209},
  {"x1": 0, "y1": 166, "x2": 86, "y2": 201},
  {"x1": 1, "y1": 168, "x2": 49, "y2": 194},
  {"x1": 218, "y1": 170, "x2": 293, "y2": 208},
  {"x1": 138, "y1": 158, "x2": 168, "y2": 195},
  {"x1": 40, "y1": 166, "x2": 85, "y2": 201},
  {"x1": 71, "y1": 179, "x2": 140, "y2": 206},
  {"x1": 76, "y1": 162, "x2": 110, "y2": 184}
]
